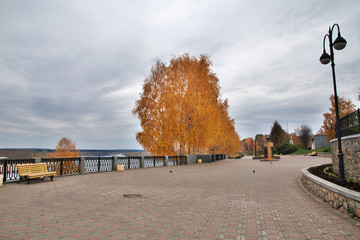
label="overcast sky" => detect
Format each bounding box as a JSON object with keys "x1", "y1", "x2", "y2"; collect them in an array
[{"x1": 0, "y1": 0, "x2": 359, "y2": 149}]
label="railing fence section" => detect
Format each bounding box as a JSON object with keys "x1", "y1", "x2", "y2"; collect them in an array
[
  {"x1": 0, "y1": 159, "x2": 36, "y2": 182},
  {"x1": 211, "y1": 154, "x2": 226, "y2": 162},
  {"x1": 117, "y1": 157, "x2": 141, "y2": 169},
  {"x1": 144, "y1": 156, "x2": 165, "y2": 168},
  {"x1": 337, "y1": 108, "x2": 360, "y2": 138},
  {"x1": 168, "y1": 156, "x2": 186, "y2": 166},
  {"x1": 84, "y1": 156, "x2": 113, "y2": 173},
  {"x1": 42, "y1": 158, "x2": 80, "y2": 175},
  {"x1": 1, "y1": 153, "x2": 227, "y2": 183}
]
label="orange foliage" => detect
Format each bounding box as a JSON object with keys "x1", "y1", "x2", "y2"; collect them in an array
[
  {"x1": 254, "y1": 135, "x2": 266, "y2": 154},
  {"x1": 49, "y1": 137, "x2": 80, "y2": 158},
  {"x1": 290, "y1": 132, "x2": 299, "y2": 146},
  {"x1": 321, "y1": 95, "x2": 356, "y2": 141},
  {"x1": 239, "y1": 141, "x2": 245, "y2": 154},
  {"x1": 133, "y1": 54, "x2": 241, "y2": 156},
  {"x1": 243, "y1": 137, "x2": 254, "y2": 153}
]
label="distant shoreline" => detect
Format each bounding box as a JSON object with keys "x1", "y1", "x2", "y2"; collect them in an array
[
  {"x1": 0, "y1": 148, "x2": 146, "y2": 151},
  {"x1": 0, "y1": 148, "x2": 149, "y2": 159}
]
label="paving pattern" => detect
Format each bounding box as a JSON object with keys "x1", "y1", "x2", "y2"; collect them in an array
[{"x1": 0, "y1": 155, "x2": 359, "y2": 240}]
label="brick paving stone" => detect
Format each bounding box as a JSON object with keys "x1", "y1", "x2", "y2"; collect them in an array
[{"x1": 0, "y1": 156, "x2": 360, "y2": 239}]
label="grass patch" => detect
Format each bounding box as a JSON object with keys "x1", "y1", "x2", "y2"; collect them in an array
[{"x1": 290, "y1": 148, "x2": 330, "y2": 155}]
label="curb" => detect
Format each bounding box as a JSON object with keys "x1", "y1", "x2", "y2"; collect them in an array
[{"x1": 301, "y1": 164, "x2": 360, "y2": 218}]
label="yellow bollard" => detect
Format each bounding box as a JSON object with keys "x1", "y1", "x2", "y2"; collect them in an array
[
  {"x1": 117, "y1": 164, "x2": 124, "y2": 171},
  {"x1": 198, "y1": 159, "x2": 202, "y2": 164}
]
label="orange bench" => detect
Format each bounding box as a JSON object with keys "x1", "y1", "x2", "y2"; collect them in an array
[{"x1": 17, "y1": 163, "x2": 57, "y2": 184}]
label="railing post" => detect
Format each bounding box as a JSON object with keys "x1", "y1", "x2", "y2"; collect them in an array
[
  {"x1": 164, "y1": 156, "x2": 169, "y2": 166},
  {"x1": 128, "y1": 157, "x2": 131, "y2": 169},
  {"x1": 60, "y1": 159, "x2": 63, "y2": 176},
  {"x1": 345, "y1": 115, "x2": 349, "y2": 136},
  {"x1": 140, "y1": 156, "x2": 145, "y2": 168},
  {"x1": 112, "y1": 156, "x2": 118, "y2": 171},
  {"x1": 98, "y1": 156, "x2": 101, "y2": 172},
  {"x1": 3, "y1": 160, "x2": 7, "y2": 183},
  {"x1": 79, "y1": 156, "x2": 85, "y2": 174},
  {"x1": 153, "y1": 156, "x2": 156, "y2": 167},
  {"x1": 185, "y1": 155, "x2": 189, "y2": 165},
  {"x1": 358, "y1": 109, "x2": 360, "y2": 134}
]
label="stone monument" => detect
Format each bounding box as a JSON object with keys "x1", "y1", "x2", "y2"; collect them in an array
[{"x1": 263, "y1": 135, "x2": 274, "y2": 161}]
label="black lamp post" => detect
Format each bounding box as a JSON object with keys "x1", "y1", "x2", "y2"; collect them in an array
[
  {"x1": 254, "y1": 135, "x2": 257, "y2": 157},
  {"x1": 320, "y1": 23, "x2": 347, "y2": 183}
]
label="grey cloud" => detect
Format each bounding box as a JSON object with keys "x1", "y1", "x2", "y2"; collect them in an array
[{"x1": 0, "y1": 0, "x2": 359, "y2": 148}]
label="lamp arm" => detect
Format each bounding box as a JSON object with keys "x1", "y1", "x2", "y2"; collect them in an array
[
  {"x1": 322, "y1": 34, "x2": 330, "y2": 52},
  {"x1": 331, "y1": 23, "x2": 341, "y2": 35}
]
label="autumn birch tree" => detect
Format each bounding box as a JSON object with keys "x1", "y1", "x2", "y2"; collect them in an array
[
  {"x1": 49, "y1": 137, "x2": 80, "y2": 158},
  {"x1": 133, "y1": 54, "x2": 240, "y2": 156}
]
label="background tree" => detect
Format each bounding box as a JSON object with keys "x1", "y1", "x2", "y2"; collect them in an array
[
  {"x1": 295, "y1": 125, "x2": 313, "y2": 149},
  {"x1": 290, "y1": 132, "x2": 300, "y2": 146},
  {"x1": 133, "y1": 54, "x2": 240, "y2": 156},
  {"x1": 243, "y1": 137, "x2": 254, "y2": 155},
  {"x1": 254, "y1": 134, "x2": 266, "y2": 155},
  {"x1": 239, "y1": 142, "x2": 245, "y2": 155},
  {"x1": 269, "y1": 121, "x2": 288, "y2": 145},
  {"x1": 49, "y1": 137, "x2": 79, "y2": 158},
  {"x1": 321, "y1": 95, "x2": 356, "y2": 141}
]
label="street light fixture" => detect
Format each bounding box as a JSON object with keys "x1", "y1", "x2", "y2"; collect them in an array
[{"x1": 320, "y1": 23, "x2": 347, "y2": 183}]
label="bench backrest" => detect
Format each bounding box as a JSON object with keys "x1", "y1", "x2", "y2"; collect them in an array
[{"x1": 17, "y1": 163, "x2": 49, "y2": 175}]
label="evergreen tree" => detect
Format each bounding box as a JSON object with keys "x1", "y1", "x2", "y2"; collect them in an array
[{"x1": 269, "y1": 121, "x2": 288, "y2": 145}]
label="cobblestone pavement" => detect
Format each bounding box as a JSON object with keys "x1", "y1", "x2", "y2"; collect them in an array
[{"x1": 0, "y1": 156, "x2": 359, "y2": 240}]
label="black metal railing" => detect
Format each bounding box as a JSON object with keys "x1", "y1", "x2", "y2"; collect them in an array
[
  {"x1": 0, "y1": 159, "x2": 36, "y2": 182},
  {"x1": 117, "y1": 157, "x2": 141, "y2": 169},
  {"x1": 211, "y1": 154, "x2": 226, "y2": 162},
  {"x1": 168, "y1": 156, "x2": 186, "y2": 166},
  {"x1": 42, "y1": 158, "x2": 80, "y2": 175},
  {"x1": 337, "y1": 108, "x2": 360, "y2": 138},
  {"x1": 84, "y1": 156, "x2": 113, "y2": 173},
  {"x1": 144, "y1": 156, "x2": 165, "y2": 168},
  {"x1": 1, "y1": 153, "x2": 226, "y2": 183}
]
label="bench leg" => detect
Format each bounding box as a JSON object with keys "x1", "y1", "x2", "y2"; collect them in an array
[
  {"x1": 50, "y1": 176, "x2": 54, "y2": 181},
  {"x1": 27, "y1": 178, "x2": 30, "y2": 184}
]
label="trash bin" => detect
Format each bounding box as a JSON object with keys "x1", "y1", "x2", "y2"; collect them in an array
[{"x1": 117, "y1": 165, "x2": 124, "y2": 171}]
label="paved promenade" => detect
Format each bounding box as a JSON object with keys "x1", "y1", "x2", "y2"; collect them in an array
[{"x1": 0, "y1": 156, "x2": 359, "y2": 240}]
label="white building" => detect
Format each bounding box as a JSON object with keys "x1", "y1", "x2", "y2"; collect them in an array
[{"x1": 311, "y1": 135, "x2": 330, "y2": 149}]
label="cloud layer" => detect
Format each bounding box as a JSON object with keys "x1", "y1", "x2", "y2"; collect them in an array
[{"x1": 0, "y1": 0, "x2": 359, "y2": 149}]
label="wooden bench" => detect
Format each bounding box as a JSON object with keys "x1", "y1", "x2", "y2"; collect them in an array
[
  {"x1": 308, "y1": 151, "x2": 317, "y2": 156},
  {"x1": 17, "y1": 163, "x2": 57, "y2": 184}
]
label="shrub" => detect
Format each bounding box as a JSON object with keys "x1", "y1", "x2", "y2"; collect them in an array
[{"x1": 274, "y1": 143, "x2": 298, "y2": 155}]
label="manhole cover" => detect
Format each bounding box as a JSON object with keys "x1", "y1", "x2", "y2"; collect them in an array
[{"x1": 123, "y1": 194, "x2": 142, "y2": 198}]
